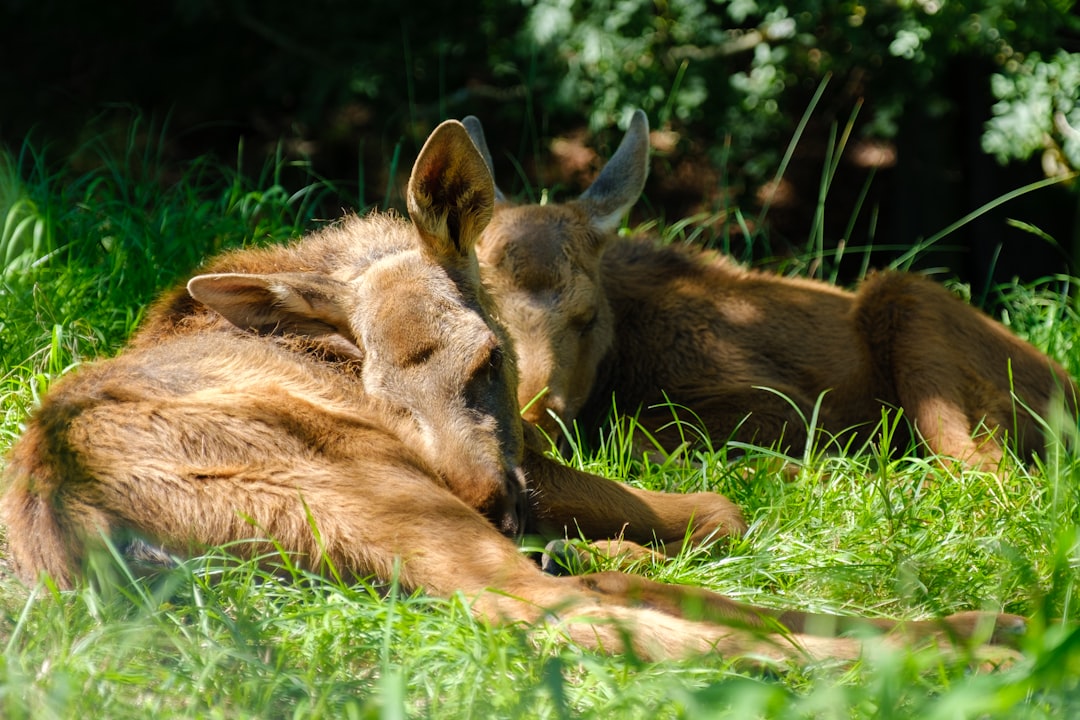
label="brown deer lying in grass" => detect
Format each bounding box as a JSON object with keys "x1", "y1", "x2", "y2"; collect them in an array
[
  {"x1": 1, "y1": 119, "x2": 1023, "y2": 664},
  {"x1": 467, "y1": 111, "x2": 1079, "y2": 471}
]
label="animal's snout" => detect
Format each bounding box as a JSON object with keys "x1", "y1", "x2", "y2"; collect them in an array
[{"x1": 491, "y1": 466, "x2": 528, "y2": 539}]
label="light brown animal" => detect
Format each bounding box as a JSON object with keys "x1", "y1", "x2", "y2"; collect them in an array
[
  {"x1": 1, "y1": 120, "x2": 1022, "y2": 664},
  {"x1": 468, "y1": 111, "x2": 1079, "y2": 470}
]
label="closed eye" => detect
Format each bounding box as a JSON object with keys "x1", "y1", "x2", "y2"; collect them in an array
[
  {"x1": 488, "y1": 345, "x2": 504, "y2": 372},
  {"x1": 467, "y1": 333, "x2": 506, "y2": 380},
  {"x1": 572, "y1": 314, "x2": 597, "y2": 335},
  {"x1": 402, "y1": 342, "x2": 438, "y2": 367}
]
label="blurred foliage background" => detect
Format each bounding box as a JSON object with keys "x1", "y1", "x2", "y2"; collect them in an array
[{"x1": 2, "y1": 0, "x2": 1079, "y2": 293}]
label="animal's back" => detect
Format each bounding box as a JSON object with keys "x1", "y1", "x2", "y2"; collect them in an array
[
  {"x1": 590, "y1": 239, "x2": 880, "y2": 435},
  {"x1": 1, "y1": 325, "x2": 438, "y2": 587},
  {"x1": 133, "y1": 213, "x2": 411, "y2": 346}
]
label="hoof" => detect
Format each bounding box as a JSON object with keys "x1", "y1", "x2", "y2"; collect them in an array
[{"x1": 541, "y1": 539, "x2": 586, "y2": 576}]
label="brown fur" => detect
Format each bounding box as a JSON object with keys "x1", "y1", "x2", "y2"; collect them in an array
[
  {"x1": 469, "y1": 111, "x2": 1079, "y2": 471},
  {"x1": 1, "y1": 120, "x2": 1022, "y2": 664}
]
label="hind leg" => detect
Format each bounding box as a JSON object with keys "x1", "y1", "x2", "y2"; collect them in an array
[
  {"x1": 576, "y1": 571, "x2": 1025, "y2": 651},
  {"x1": 855, "y1": 272, "x2": 1078, "y2": 468}
]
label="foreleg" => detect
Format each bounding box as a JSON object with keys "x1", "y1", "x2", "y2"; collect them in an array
[{"x1": 521, "y1": 440, "x2": 746, "y2": 554}]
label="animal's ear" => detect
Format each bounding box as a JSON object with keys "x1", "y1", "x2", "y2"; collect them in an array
[
  {"x1": 407, "y1": 119, "x2": 495, "y2": 261},
  {"x1": 187, "y1": 272, "x2": 354, "y2": 337},
  {"x1": 579, "y1": 109, "x2": 650, "y2": 233},
  {"x1": 461, "y1": 115, "x2": 508, "y2": 203}
]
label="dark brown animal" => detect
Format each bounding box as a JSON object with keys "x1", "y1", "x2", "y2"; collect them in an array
[
  {"x1": 468, "y1": 111, "x2": 1079, "y2": 470},
  {"x1": 0, "y1": 120, "x2": 1022, "y2": 663}
]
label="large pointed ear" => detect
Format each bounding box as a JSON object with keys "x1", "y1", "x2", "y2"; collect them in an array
[
  {"x1": 579, "y1": 109, "x2": 650, "y2": 232},
  {"x1": 187, "y1": 272, "x2": 354, "y2": 337},
  {"x1": 407, "y1": 120, "x2": 495, "y2": 261},
  {"x1": 461, "y1": 115, "x2": 508, "y2": 203}
]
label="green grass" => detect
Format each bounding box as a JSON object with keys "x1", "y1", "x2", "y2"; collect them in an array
[{"x1": 4, "y1": 121, "x2": 1080, "y2": 718}]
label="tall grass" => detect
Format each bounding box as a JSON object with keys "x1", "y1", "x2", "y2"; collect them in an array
[
  {"x1": 0, "y1": 117, "x2": 335, "y2": 371},
  {"x1": 2, "y1": 118, "x2": 1080, "y2": 717}
]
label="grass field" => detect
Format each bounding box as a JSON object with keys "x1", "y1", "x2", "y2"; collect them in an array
[{"x1": 2, "y1": 122, "x2": 1080, "y2": 718}]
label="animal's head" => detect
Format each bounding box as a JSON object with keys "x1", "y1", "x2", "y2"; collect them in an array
[
  {"x1": 186, "y1": 120, "x2": 526, "y2": 536},
  {"x1": 466, "y1": 111, "x2": 650, "y2": 441}
]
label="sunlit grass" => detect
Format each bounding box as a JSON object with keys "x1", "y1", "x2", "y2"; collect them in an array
[{"x1": 0, "y1": 117, "x2": 335, "y2": 381}]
